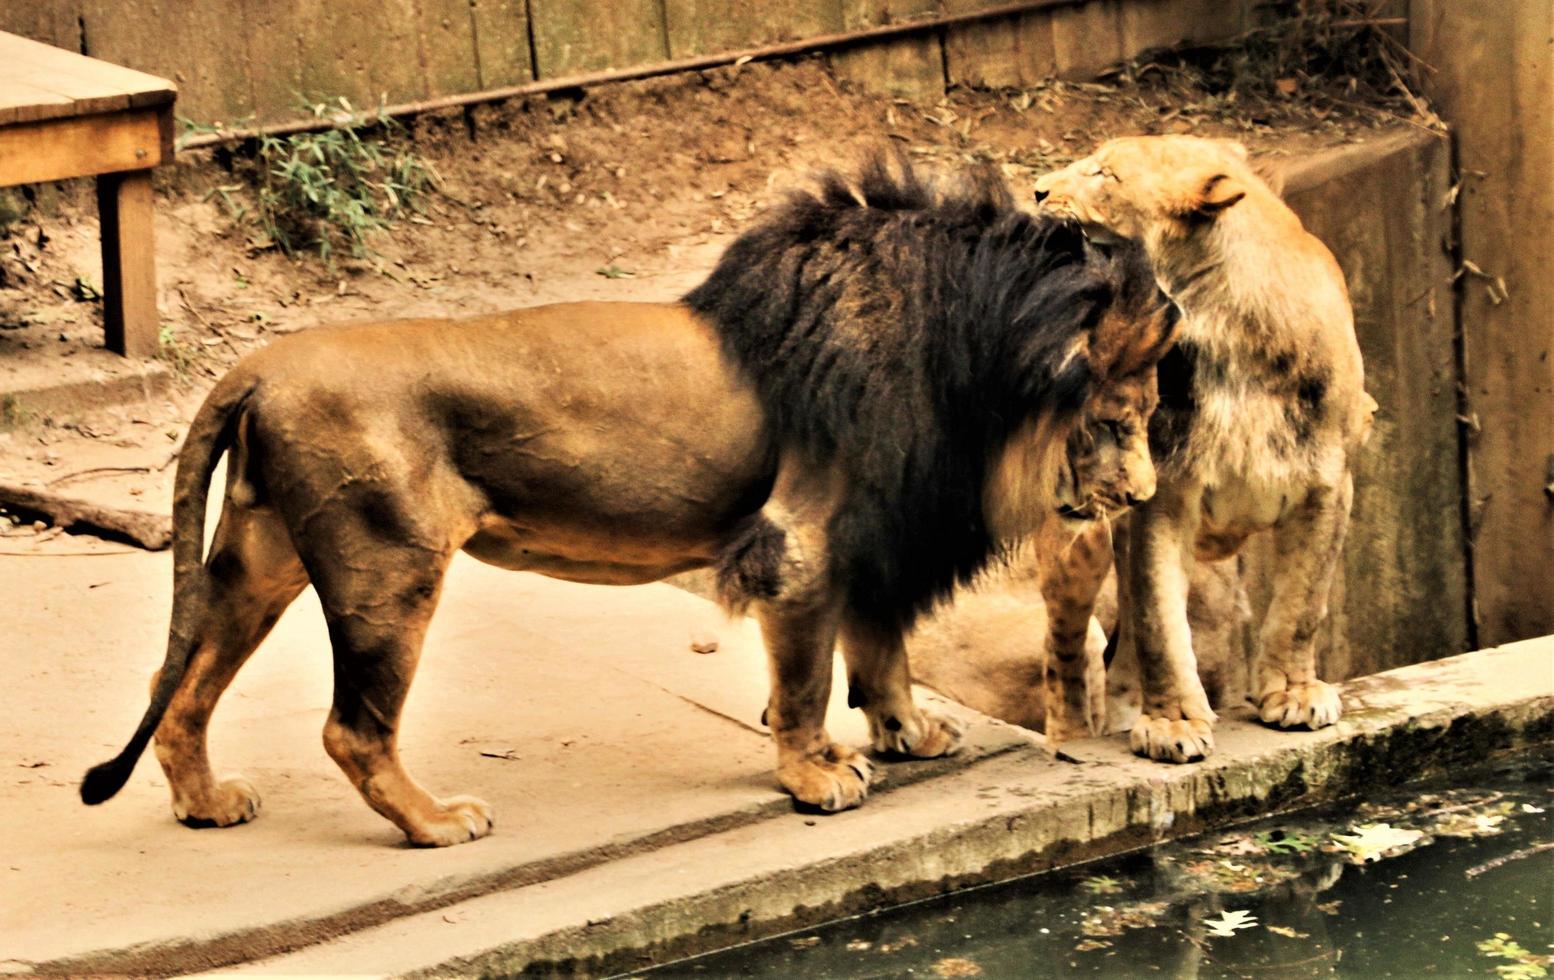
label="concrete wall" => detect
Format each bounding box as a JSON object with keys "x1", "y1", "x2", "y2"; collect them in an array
[
  {"x1": 0, "y1": 0, "x2": 1253, "y2": 125},
  {"x1": 1410, "y1": 2, "x2": 1554, "y2": 647}
]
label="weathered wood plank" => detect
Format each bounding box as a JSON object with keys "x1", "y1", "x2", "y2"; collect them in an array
[
  {"x1": 76, "y1": 1, "x2": 240, "y2": 126},
  {"x1": 833, "y1": 0, "x2": 943, "y2": 102},
  {"x1": 664, "y1": 0, "x2": 843, "y2": 58},
  {"x1": 418, "y1": 0, "x2": 483, "y2": 96},
  {"x1": 470, "y1": 0, "x2": 534, "y2": 88},
  {"x1": 1051, "y1": 0, "x2": 1122, "y2": 79},
  {"x1": 1412, "y1": 1, "x2": 1554, "y2": 645},
  {"x1": 0, "y1": 1, "x2": 83, "y2": 54},
  {"x1": 96, "y1": 169, "x2": 159, "y2": 359},
  {"x1": 0, "y1": 108, "x2": 166, "y2": 186},
  {"x1": 1119, "y1": 0, "x2": 1245, "y2": 54},
  {"x1": 943, "y1": 0, "x2": 1055, "y2": 90},
  {"x1": 528, "y1": 0, "x2": 669, "y2": 78},
  {"x1": 0, "y1": 80, "x2": 76, "y2": 126},
  {"x1": 0, "y1": 29, "x2": 174, "y2": 124}
]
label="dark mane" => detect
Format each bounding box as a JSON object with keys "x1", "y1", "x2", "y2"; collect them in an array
[{"x1": 683, "y1": 154, "x2": 1164, "y2": 633}]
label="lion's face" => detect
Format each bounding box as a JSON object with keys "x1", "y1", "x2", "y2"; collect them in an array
[
  {"x1": 1054, "y1": 368, "x2": 1160, "y2": 528},
  {"x1": 1032, "y1": 136, "x2": 1250, "y2": 240}
]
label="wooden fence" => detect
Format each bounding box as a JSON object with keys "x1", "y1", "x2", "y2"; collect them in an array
[{"x1": 0, "y1": 0, "x2": 1248, "y2": 126}]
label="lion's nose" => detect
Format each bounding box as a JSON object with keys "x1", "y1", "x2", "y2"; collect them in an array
[
  {"x1": 1034, "y1": 187, "x2": 1050, "y2": 204},
  {"x1": 1125, "y1": 489, "x2": 1152, "y2": 507}
]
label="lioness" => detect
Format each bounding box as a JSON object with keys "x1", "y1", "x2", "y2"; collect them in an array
[
  {"x1": 81, "y1": 159, "x2": 1180, "y2": 845},
  {"x1": 1033, "y1": 136, "x2": 1377, "y2": 761}
]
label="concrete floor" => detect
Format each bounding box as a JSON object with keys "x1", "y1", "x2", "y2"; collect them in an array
[
  {"x1": 2, "y1": 546, "x2": 1551, "y2": 976},
  {"x1": 0, "y1": 547, "x2": 1024, "y2": 974}
]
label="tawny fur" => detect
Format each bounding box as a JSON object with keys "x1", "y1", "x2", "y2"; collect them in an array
[
  {"x1": 1034, "y1": 135, "x2": 1377, "y2": 760},
  {"x1": 80, "y1": 158, "x2": 1180, "y2": 845}
]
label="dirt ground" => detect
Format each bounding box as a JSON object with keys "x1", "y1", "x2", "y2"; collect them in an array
[{"x1": 0, "y1": 52, "x2": 1405, "y2": 555}]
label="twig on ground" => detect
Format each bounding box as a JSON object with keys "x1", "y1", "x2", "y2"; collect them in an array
[
  {"x1": 48, "y1": 449, "x2": 179, "y2": 487},
  {"x1": 1465, "y1": 841, "x2": 1554, "y2": 879}
]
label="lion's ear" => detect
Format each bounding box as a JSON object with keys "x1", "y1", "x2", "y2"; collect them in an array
[
  {"x1": 1199, "y1": 173, "x2": 1245, "y2": 211},
  {"x1": 1173, "y1": 171, "x2": 1245, "y2": 218}
]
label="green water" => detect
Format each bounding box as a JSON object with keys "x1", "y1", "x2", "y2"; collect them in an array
[{"x1": 643, "y1": 753, "x2": 1553, "y2": 979}]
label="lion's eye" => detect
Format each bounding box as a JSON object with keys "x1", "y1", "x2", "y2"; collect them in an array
[
  {"x1": 1100, "y1": 419, "x2": 1128, "y2": 441},
  {"x1": 1099, "y1": 166, "x2": 1120, "y2": 182}
]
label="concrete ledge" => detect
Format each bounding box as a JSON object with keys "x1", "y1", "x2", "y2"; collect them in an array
[
  {"x1": 0, "y1": 348, "x2": 171, "y2": 419},
  {"x1": 220, "y1": 640, "x2": 1552, "y2": 978}
]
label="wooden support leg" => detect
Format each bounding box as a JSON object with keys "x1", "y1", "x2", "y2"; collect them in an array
[{"x1": 96, "y1": 169, "x2": 158, "y2": 358}]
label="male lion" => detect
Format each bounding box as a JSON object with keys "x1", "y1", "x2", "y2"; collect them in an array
[
  {"x1": 1033, "y1": 136, "x2": 1377, "y2": 761},
  {"x1": 81, "y1": 158, "x2": 1179, "y2": 846}
]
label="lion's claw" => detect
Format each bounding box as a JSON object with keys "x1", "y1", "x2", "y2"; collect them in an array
[
  {"x1": 406, "y1": 794, "x2": 495, "y2": 847},
  {"x1": 1258, "y1": 680, "x2": 1341, "y2": 730},
  {"x1": 870, "y1": 709, "x2": 966, "y2": 758},
  {"x1": 1130, "y1": 714, "x2": 1215, "y2": 763},
  {"x1": 781, "y1": 744, "x2": 874, "y2": 812},
  {"x1": 173, "y1": 775, "x2": 261, "y2": 828}
]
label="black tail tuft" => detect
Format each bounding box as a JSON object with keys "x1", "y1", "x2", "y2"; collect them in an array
[{"x1": 80, "y1": 751, "x2": 139, "y2": 805}]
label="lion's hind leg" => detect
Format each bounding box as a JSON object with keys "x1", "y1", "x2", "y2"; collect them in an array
[
  {"x1": 1255, "y1": 475, "x2": 1350, "y2": 731},
  {"x1": 306, "y1": 528, "x2": 493, "y2": 847},
  {"x1": 152, "y1": 498, "x2": 308, "y2": 828},
  {"x1": 840, "y1": 620, "x2": 965, "y2": 759}
]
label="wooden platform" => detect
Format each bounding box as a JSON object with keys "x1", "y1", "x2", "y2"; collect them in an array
[{"x1": 0, "y1": 31, "x2": 175, "y2": 358}]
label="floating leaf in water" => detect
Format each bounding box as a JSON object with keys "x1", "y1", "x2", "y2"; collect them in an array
[
  {"x1": 1074, "y1": 938, "x2": 1112, "y2": 952},
  {"x1": 1254, "y1": 829, "x2": 1319, "y2": 854},
  {"x1": 1203, "y1": 909, "x2": 1259, "y2": 937},
  {"x1": 1081, "y1": 900, "x2": 1169, "y2": 938},
  {"x1": 1477, "y1": 932, "x2": 1552, "y2": 979},
  {"x1": 1266, "y1": 924, "x2": 1310, "y2": 939},
  {"x1": 1079, "y1": 874, "x2": 1125, "y2": 895},
  {"x1": 1330, "y1": 823, "x2": 1426, "y2": 862},
  {"x1": 931, "y1": 957, "x2": 984, "y2": 977}
]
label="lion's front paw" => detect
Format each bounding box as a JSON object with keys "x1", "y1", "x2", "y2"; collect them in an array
[
  {"x1": 779, "y1": 744, "x2": 874, "y2": 812},
  {"x1": 1129, "y1": 714, "x2": 1215, "y2": 763},
  {"x1": 1258, "y1": 680, "x2": 1341, "y2": 730},
  {"x1": 406, "y1": 795, "x2": 495, "y2": 847},
  {"x1": 870, "y1": 709, "x2": 966, "y2": 759},
  {"x1": 174, "y1": 776, "x2": 261, "y2": 828},
  {"x1": 1044, "y1": 710, "x2": 1096, "y2": 746}
]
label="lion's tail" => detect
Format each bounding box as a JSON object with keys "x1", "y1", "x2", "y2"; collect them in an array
[{"x1": 80, "y1": 369, "x2": 260, "y2": 806}]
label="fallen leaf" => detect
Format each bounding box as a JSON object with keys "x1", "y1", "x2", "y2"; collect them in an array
[
  {"x1": 1203, "y1": 909, "x2": 1258, "y2": 938},
  {"x1": 789, "y1": 936, "x2": 820, "y2": 949},
  {"x1": 1330, "y1": 823, "x2": 1426, "y2": 862},
  {"x1": 1266, "y1": 924, "x2": 1309, "y2": 939},
  {"x1": 931, "y1": 957, "x2": 984, "y2": 977}
]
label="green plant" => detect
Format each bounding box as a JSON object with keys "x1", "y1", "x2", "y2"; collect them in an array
[
  {"x1": 251, "y1": 98, "x2": 439, "y2": 265},
  {"x1": 155, "y1": 324, "x2": 202, "y2": 380},
  {"x1": 0, "y1": 393, "x2": 36, "y2": 430}
]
